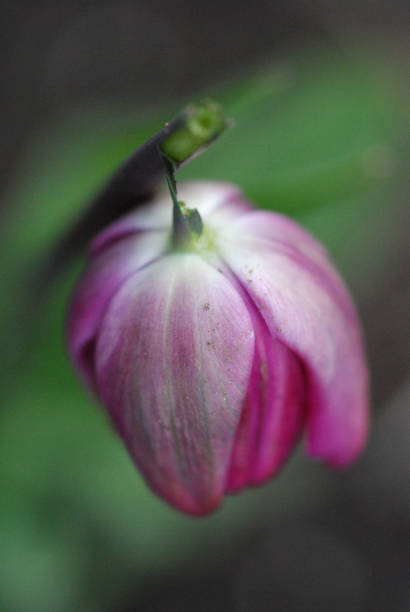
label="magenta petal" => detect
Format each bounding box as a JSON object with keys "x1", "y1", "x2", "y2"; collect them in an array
[
  {"x1": 227, "y1": 295, "x2": 305, "y2": 493},
  {"x1": 221, "y1": 233, "x2": 369, "y2": 467},
  {"x1": 248, "y1": 339, "x2": 304, "y2": 484},
  {"x1": 90, "y1": 201, "x2": 170, "y2": 255},
  {"x1": 68, "y1": 231, "x2": 167, "y2": 387},
  {"x1": 226, "y1": 211, "x2": 354, "y2": 311},
  {"x1": 94, "y1": 254, "x2": 255, "y2": 515},
  {"x1": 226, "y1": 211, "x2": 330, "y2": 263}
]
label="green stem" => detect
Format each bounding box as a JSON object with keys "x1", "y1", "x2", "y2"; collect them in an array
[
  {"x1": 160, "y1": 99, "x2": 228, "y2": 249},
  {"x1": 160, "y1": 99, "x2": 227, "y2": 164},
  {"x1": 162, "y1": 154, "x2": 191, "y2": 248}
]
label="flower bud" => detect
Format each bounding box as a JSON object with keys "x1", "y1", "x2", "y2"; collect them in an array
[{"x1": 68, "y1": 182, "x2": 369, "y2": 516}]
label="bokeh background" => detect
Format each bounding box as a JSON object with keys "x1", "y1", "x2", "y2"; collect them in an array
[{"x1": 0, "y1": 2, "x2": 409, "y2": 611}]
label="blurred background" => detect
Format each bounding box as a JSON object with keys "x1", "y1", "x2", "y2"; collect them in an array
[{"x1": 0, "y1": 1, "x2": 409, "y2": 611}]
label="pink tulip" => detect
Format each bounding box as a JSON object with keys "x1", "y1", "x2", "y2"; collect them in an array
[{"x1": 68, "y1": 182, "x2": 369, "y2": 516}]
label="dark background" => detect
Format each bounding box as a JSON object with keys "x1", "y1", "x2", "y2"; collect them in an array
[
  {"x1": 0, "y1": 2, "x2": 409, "y2": 611},
  {"x1": 1, "y1": 0, "x2": 409, "y2": 196}
]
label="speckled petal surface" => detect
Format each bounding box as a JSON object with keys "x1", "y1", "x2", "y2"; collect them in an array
[
  {"x1": 94, "y1": 254, "x2": 255, "y2": 515},
  {"x1": 226, "y1": 210, "x2": 333, "y2": 268}
]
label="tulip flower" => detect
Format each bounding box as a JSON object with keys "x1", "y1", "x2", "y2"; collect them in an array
[{"x1": 68, "y1": 177, "x2": 369, "y2": 516}]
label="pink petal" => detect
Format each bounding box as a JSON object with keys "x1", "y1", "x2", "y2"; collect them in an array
[
  {"x1": 94, "y1": 254, "x2": 255, "y2": 515},
  {"x1": 176, "y1": 181, "x2": 250, "y2": 221},
  {"x1": 220, "y1": 231, "x2": 369, "y2": 467},
  {"x1": 68, "y1": 231, "x2": 167, "y2": 388},
  {"x1": 227, "y1": 286, "x2": 305, "y2": 493},
  {"x1": 227, "y1": 211, "x2": 354, "y2": 313},
  {"x1": 91, "y1": 182, "x2": 250, "y2": 254}
]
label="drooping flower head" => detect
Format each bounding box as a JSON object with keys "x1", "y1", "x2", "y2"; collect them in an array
[{"x1": 68, "y1": 180, "x2": 369, "y2": 516}]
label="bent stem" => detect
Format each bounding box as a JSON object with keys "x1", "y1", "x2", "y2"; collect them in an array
[
  {"x1": 162, "y1": 152, "x2": 204, "y2": 249},
  {"x1": 160, "y1": 99, "x2": 228, "y2": 249}
]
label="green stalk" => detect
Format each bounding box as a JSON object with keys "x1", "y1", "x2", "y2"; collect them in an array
[{"x1": 160, "y1": 99, "x2": 228, "y2": 249}]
